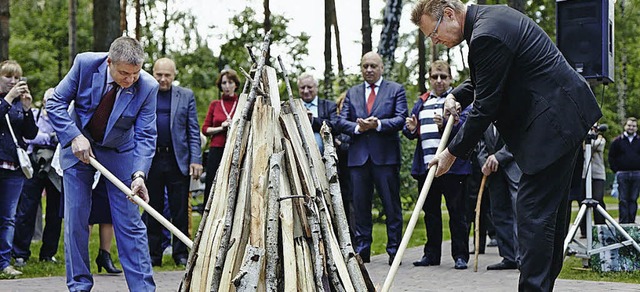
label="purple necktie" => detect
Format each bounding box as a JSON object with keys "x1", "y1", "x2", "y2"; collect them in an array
[{"x1": 88, "y1": 84, "x2": 119, "y2": 142}]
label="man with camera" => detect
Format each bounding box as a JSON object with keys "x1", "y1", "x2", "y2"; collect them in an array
[{"x1": 608, "y1": 118, "x2": 640, "y2": 224}]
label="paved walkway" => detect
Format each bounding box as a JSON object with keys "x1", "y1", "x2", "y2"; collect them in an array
[{"x1": 3, "y1": 241, "x2": 639, "y2": 291}]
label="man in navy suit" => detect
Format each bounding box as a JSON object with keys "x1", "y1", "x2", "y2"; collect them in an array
[
  {"x1": 412, "y1": 1, "x2": 602, "y2": 290},
  {"x1": 146, "y1": 58, "x2": 202, "y2": 267},
  {"x1": 47, "y1": 36, "x2": 157, "y2": 292},
  {"x1": 297, "y1": 73, "x2": 337, "y2": 153},
  {"x1": 338, "y1": 51, "x2": 408, "y2": 265}
]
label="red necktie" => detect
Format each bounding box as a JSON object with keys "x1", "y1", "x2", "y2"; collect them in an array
[
  {"x1": 88, "y1": 84, "x2": 119, "y2": 142},
  {"x1": 367, "y1": 83, "x2": 376, "y2": 114}
]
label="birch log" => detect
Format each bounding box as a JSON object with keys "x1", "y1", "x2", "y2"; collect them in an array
[{"x1": 265, "y1": 151, "x2": 283, "y2": 292}]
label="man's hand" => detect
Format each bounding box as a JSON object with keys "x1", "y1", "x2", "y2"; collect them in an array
[
  {"x1": 428, "y1": 148, "x2": 457, "y2": 177},
  {"x1": 433, "y1": 113, "x2": 444, "y2": 129},
  {"x1": 131, "y1": 177, "x2": 149, "y2": 203},
  {"x1": 405, "y1": 114, "x2": 418, "y2": 132},
  {"x1": 357, "y1": 116, "x2": 379, "y2": 132},
  {"x1": 307, "y1": 110, "x2": 313, "y2": 122},
  {"x1": 481, "y1": 154, "x2": 499, "y2": 176},
  {"x1": 21, "y1": 92, "x2": 32, "y2": 110},
  {"x1": 71, "y1": 135, "x2": 93, "y2": 164},
  {"x1": 443, "y1": 94, "x2": 461, "y2": 125},
  {"x1": 189, "y1": 163, "x2": 203, "y2": 180}
]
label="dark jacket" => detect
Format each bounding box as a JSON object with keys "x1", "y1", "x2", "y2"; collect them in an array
[
  {"x1": 608, "y1": 134, "x2": 640, "y2": 172},
  {"x1": 312, "y1": 98, "x2": 338, "y2": 135},
  {"x1": 0, "y1": 94, "x2": 38, "y2": 163},
  {"x1": 448, "y1": 5, "x2": 602, "y2": 175}
]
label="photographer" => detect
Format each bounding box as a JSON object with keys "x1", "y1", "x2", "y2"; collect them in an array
[
  {"x1": 583, "y1": 124, "x2": 607, "y2": 224},
  {"x1": 12, "y1": 88, "x2": 62, "y2": 268}
]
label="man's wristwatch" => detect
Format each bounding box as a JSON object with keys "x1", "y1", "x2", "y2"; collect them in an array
[{"x1": 131, "y1": 172, "x2": 146, "y2": 181}]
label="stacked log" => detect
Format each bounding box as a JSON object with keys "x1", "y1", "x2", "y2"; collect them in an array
[{"x1": 180, "y1": 34, "x2": 373, "y2": 292}]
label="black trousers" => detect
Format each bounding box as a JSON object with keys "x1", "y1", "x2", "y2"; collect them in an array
[
  {"x1": 419, "y1": 173, "x2": 469, "y2": 263},
  {"x1": 12, "y1": 175, "x2": 62, "y2": 259},
  {"x1": 517, "y1": 146, "x2": 579, "y2": 292},
  {"x1": 146, "y1": 152, "x2": 190, "y2": 263},
  {"x1": 203, "y1": 147, "x2": 225, "y2": 208}
]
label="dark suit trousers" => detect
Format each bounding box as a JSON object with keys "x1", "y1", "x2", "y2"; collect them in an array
[
  {"x1": 488, "y1": 169, "x2": 518, "y2": 263},
  {"x1": 146, "y1": 152, "x2": 190, "y2": 262},
  {"x1": 419, "y1": 174, "x2": 469, "y2": 262},
  {"x1": 517, "y1": 146, "x2": 579, "y2": 292},
  {"x1": 351, "y1": 160, "x2": 402, "y2": 257},
  {"x1": 13, "y1": 176, "x2": 62, "y2": 259}
]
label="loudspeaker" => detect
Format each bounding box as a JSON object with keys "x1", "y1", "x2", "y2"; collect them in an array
[{"x1": 557, "y1": 0, "x2": 614, "y2": 84}]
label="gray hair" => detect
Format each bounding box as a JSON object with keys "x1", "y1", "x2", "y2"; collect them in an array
[
  {"x1": 108, "y1": 36, "x2": 145, "y2": 66},
  {"x1": 297, "y1": 72, "x2": 318, "y2": 87}
]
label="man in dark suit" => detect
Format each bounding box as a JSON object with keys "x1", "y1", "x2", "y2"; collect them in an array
[
  {"x1": 411, "y1": 1, "x2": 602, "y2": 291},
  {"x1": 147, "y1": 58, "x2": 202, "y2": 267},
  {"x1": 297, "y1": 73, "x2": 337, "y2": 153},
  {"x1": 338, "y1": 51, "x2": 408, "y2": 265},
  {"x1": 47, "y1": 36, "x2": 157, "y2": 291},
  {"x1": 478, "y1": 124, "x2": 521, "y2": 270}
]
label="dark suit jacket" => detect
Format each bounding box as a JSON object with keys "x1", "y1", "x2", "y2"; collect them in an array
[
  {"x1": 311, "y1": 98, "x2": 337, "y2": 134},
  {"x1": 338, "y1": 79, "x2": 408, "y2": 167},
  {"x1": 477, "y1": 125, "x2": 521, "y2": 184},
  {"x1": 168, "y1": 85, "x2": 202, "y2": 176},
  {"x1": 449, "y1": 5, "x2": 602, "y2": 175}
]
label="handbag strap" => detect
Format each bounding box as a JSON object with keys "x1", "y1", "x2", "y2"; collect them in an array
[{"x1": 5, "y1": 114, "x2": 21, "y2": 147}]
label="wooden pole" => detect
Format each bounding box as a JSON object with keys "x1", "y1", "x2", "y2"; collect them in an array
[
  {"x1": 89, "y1": 157, "x2": 193, "y2": 249},
  {"x1": 474, "y1": 175, "x2": 488, "y2": 272},
  {"x1": 381, "y1": 117, "x2": 454, "y2": 292}
]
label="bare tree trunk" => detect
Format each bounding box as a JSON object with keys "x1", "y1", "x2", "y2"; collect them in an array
[
  {"x1": 418, "y1": 31, "x2": 426, "y2": 94},
  {"x1": 430, "y1": 43, "x2": 437, "y2": 64},
  {"x1": 161, "y1": 0, "x2": 168, "y2": 55},
  {"x1": 361, "y1": 0, "x2": 372, "y2": 55},
  {"x1": 617, "y1": 0, "x2": 627, "y2": 123},
  {"x1": 377, "y1": 0, "x2": 403, "y2": 74},
  {"x1": 264, "y1": 0, "x2": 271, "y2": 66},
  {"x1": 0, "y1": 0, "x2": 9, "y2": 61},
  {"x1": 135, "y1": 0, "x2": 141, "y2": 40},
  {"x1": 331, "y1": 0, "x2": 343, "y2": 74},
  {"x1": 324, "y1": 0, "x2": 333, "y2": 99},
  {"x1": 69, "y1": 0, "x2": 78, "y2": 65},
  {"x1": 93, "y1": 0, "x2": 121, "y2": 51},
  {"x1": 120, "y1": 0, "x2": 127, "y2": 33},
  {"x1": 507, "y1": 0, "x2": 525, "y2": 13}
]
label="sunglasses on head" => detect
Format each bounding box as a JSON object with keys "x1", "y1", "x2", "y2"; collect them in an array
[{"x1": 430, "y1": 74, "x2": 449, "y2": 80}]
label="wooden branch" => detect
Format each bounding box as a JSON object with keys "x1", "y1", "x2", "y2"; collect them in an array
[
  {"x1": 474, "y1": 175, "x2": 488, "y2": 272},
  {"x1": 279, "y1": 158, "x2": 298, "y2": 292},
  {"x1": 265, "y1": 151, "x2": 284, "y2": 292},
  {"x1": 210, "y1": 32, "x2": 272, "y2": 292},
  {"x1": 232, "y1": 245, "x2": 265, "y2": 291}
]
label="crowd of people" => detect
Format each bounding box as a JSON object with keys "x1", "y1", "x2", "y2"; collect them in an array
[{"x1": 0, "y1": 1, "x2": 637, "y2": 292}]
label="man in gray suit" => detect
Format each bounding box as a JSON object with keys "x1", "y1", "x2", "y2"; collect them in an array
[
  {"x1": 146, "y1": 58, "x2": 202, "y2": 266},
  {"x1": 478, "y1": 124, "x2": 521, "y2": 270}
]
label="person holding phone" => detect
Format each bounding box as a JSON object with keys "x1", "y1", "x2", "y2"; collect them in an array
[
  {"x1": 0, "y1": 60, "x2": 38, "y2": 277},
  {"x1": 403, "y1": 60, "x2": 471, "y2": 270}
]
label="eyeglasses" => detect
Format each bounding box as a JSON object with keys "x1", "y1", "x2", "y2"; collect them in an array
[
  {"x1": 427, "y1": 15, "x2": 443, "y2": 38},
  {"x1": 430, "y1": 73, "x2": 449, "y2": 80}
]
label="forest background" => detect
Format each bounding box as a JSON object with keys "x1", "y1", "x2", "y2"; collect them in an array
[{"x1": 2, "y1": 0, "x2": 640, "y2": 212}]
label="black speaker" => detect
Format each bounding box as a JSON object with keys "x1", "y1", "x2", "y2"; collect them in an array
[{"x1": 557, "y1": 0, "x2": 614, "y2": 84}]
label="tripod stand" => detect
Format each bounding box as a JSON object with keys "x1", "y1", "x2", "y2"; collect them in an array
[{"x1": 563, "y1": 135, "x2": 640, "y2": 267}]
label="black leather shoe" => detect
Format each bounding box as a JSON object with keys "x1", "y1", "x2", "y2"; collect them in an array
[
  {"x1": 175, "y1": 257, "x2": 188, "y2": 266},
  {"x1": 454, "y1": 258, "x2": 468, "y2": 270},
  {"x1": 358, "y1": 253, "x2": 370, "y2": 263},
  {"x1": 487, "y1": 238, "x2": 498, "y2": 247},
  {"x1": 151, "y1": 258, "x2": 162, "y2": 267},
  {"x1": 412, "y1": 255, "x2": 440, "y2": 267},
  {"x1": 96, "y1": 249, "x2": 122, "y2": 274},
  {"x1": 487, "y1": 260, "x2": 518, "y2": 270}
]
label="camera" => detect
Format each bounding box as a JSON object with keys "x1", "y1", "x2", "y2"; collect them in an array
[
  {"x1": 19, "y1": 77, "x2": 27, "y2": 83},
  {"x1": 596, "y1": 124, "x2": 608, "y2": 133}
]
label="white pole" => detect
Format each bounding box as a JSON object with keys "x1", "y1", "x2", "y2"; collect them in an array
[{"x1": 89, "y1": 157, "x2": 193, "y2": 249}]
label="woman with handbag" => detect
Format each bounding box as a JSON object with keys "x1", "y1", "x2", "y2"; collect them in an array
[{"x1": 0, "y1": 60, "x2": 38, "y2": 277}]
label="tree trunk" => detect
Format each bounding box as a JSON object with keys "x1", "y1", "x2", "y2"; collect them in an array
[
  {"x1": 361, "y1": 0, "x2": 372, "y2": 55},
  {"x1": 418, "y1": 31, "x2": 426, "y2": 94},
  {"x1": 617, "y1": 0, "x2": 627, "y2": 123},
  {"x1": 93, "y1": 0, "x2": 121, "y2": 51},
  {"x1": 120, "y1": 0, "x2": 127, "y2": 33},
  {"x1": 135, "y1": 0, "x2": 141, "y2": 40},
  {"x1": 507, "y1": 0, "x2": 525, "y2": 13},
  {"x1": 324, "y1": 0, "x2": 333, "y2": 100},
  {"x1": 69, "y1": 0, "x2": 78, "y2": 65},
  {"x1": 0, "y1": 0, "x2": 9, "y2": 61},
  {"x1": 331, "y1": 0, "x2": 343, "y2": 74},
  {"x1": 161, "y1": 0, "x2": 169, "y2": 55},
  {"x1": 264, "y1": 0, "x2": 271, "y2": 66},
  {"x1": 377, "y1": 0, "x2": 403, "y2": 74}
]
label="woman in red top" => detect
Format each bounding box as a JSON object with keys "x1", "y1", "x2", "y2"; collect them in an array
[{"x1": 201, "y1": 68, "x2": 240, "y2": 205}]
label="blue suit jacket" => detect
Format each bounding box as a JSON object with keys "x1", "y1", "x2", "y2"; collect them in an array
[
  {"x1": 46, "y1": 52, "x2": 158, "y2": 178},
  {"x1": 338, "y1": 79, "x2": 407, "y2": 167},
  {"x1": 167, "y1": 85, "x2": 202, "y2": 176}
]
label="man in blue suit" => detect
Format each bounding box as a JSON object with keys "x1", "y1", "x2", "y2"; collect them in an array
[
  {"x1": 147, "y1": 57, "x2": 202, "y2": 267},
  {"x1": 47, "y1": 36, "x2": 157, "y2": 292},
  {"x1": 337, "y1": 51, "x2": 408, "y2": 265}
]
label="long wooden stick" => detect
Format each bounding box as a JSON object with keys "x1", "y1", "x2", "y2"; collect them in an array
[
  {"x1": 381, "y1": 117, "x2": 454, "y2": 292},
  {"x1": 89, "y1": 157, "x2": 193, "y2": 249},
  {"x1": 474, "y1": 175, "x2": 488, "y2": 272}
]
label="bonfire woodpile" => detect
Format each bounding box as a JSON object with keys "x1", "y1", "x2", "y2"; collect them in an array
[{"x1": 180, "y1": 33, "x2": 374, "y2": 292}]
